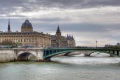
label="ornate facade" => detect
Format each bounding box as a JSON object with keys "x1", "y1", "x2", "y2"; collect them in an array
[
  {"x1": 51, "y1": 26, "x2": 76, "y2": 48},
  {"x1": 0, "y1": 20, "x2": 51, "y2": 48}
]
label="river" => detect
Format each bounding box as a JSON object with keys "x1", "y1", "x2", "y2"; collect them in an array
[{"x1": 0, "y1": 52, "x2": 120, "y2": 80}]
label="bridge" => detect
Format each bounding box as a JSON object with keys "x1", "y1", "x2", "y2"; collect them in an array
[
  {"x1": 43, "y1": 48, "x2": 120, "y2": 61},
  {"x1": 0, "y1": 48, "x2": 120, "y2": 61}
]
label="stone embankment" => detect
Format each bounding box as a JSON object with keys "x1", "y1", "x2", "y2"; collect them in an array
[{"x1": 0, "y1": 50, "x2": 15, "y2": 63}]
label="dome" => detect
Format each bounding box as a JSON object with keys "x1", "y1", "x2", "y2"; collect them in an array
[
  {"x1": 21, "y1": 20, "x2": 33, "y2": 32},
  {"x1": 22, "y1": 20, "x2": 32, "y2": 28}
]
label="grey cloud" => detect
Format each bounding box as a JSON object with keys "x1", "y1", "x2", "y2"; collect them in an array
[
  {"x1": 0, "y1": 0, "x2": 120, "y2": 15},
  {"x1": 32, "y1": 0, "x2": 120, "y2": 8},
  {"x1": 35, "y1": 17, "x2": 64, "y2": 22}
]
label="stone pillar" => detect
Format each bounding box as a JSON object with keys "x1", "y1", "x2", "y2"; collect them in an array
[
  {"x1": 36, "y1": 50, "x2": 44, "y2": 61},
  {"x1": 14, "y1": 50, "x2": 17, "y2": 61},
  {"x1": 110, "y1": 51, "x2": 114, "y2": 57},
  {"x1": 113, "y1": 51, "x2": 115, "y2": 54},
  {"x1": 84, "y1": 51, "x2": 93, "y2": 57},
  {"x1": 44, "y1": 58, "x2": 51, "y2": 62},
  {"x1": 117, "y1": 51, "x2": 119, "y2": 56},
  {"x1": 64, "y1": 52, "x2": 70, "y2": 56}
]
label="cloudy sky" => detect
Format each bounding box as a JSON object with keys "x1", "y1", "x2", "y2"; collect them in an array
[{"x1": 0, "y1": 0, "x2": 120, "y2": 47}]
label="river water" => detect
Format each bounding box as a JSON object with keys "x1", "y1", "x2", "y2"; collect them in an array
[{"x1": 0, "y1": 52, "x2": 120, "y2": 80}]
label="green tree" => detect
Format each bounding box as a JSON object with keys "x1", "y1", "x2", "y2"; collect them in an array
[{"x1": 0, "y1": 40, "x2": 16, "y2": 46}]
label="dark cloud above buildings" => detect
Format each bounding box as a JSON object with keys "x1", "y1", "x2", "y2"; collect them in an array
[{"x1": 0, "y1": 0, "x2": 120, "y2": 15}]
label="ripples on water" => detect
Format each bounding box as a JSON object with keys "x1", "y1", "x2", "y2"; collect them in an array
[{"x1": 0, "y1": 52, "x2": 120, "y2": 80}]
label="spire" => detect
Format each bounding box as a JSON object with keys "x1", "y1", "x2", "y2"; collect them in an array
[
  {"x1": 8, "y1": 18, "x2": 11, "y2": 32},
  {"x1": 67, "y1": 34, "x2": 68, "y2": 39},
  {"x1": 67, "y1": 34, "x2": 68, "y2": 38},
  {"x1": 70, "y1": 35, "x2": 72, "y2": 40},
  {"x1": 56, "y1": 25, "x2": 61, "y2": 34},
  {"x1": 67, "y1": 34, "x2": 69, "y2": 40},
  {"x1": 72, "y1": 35, "x2": 74, "y2": 40},
  {"x1": 57, "y1": 25, "x2": 60, "y2": 32}
]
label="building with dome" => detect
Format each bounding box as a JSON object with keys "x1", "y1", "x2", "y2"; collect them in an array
[
  {"x1": 0, "y1": 19, "x2": 75, "y2": 48},
  {"x1": 0, "y1": 19, "x2": 51, "y2": 47}
]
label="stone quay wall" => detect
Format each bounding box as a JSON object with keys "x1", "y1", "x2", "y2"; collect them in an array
[{"x1": 0, "y1": 49, "x2": 15, "y2": 63}]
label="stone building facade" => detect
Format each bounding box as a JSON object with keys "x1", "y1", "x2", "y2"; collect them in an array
[
  {"x1": 51, "y1": 26, "x2": 76, "y2": 48},
  {"x1": 0, "y1": 19, "x2": 51, "y2": 48}
]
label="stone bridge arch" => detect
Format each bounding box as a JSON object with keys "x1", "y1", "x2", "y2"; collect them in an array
[{"x1": 17, "y1": 51, "x2": 37, "y2": 61}]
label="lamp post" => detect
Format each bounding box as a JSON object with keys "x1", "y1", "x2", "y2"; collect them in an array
[{"x1": 96, "y1": 41, "x2": 97, "y2": 48}]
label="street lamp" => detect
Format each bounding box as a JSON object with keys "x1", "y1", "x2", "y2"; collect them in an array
[{"x1": 96, "y1": 41, "x2": 97, "y2": 48}]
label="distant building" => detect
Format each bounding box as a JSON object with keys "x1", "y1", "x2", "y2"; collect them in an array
[
  {"x1": 51, "y1": 26, "x2": 76, "y2": 48},
  {"x1": 0, "y1": 19, "x2": 51, "y2": 47},
  {"x1": 105, "y1": 43, "x2": 120, "y2": 48},
  {"x1": 105, "y1": 44, "x2": 114, "y2": 48},
  {"x1": 116, "y1": 43, "x2": 120, "y2": 46}
]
